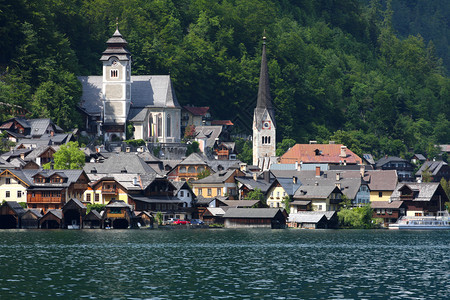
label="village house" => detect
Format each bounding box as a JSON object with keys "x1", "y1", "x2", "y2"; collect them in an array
[
  {"x1": 375, "y1": 156, "x2": 415, "y2": 182},
  {"x1": 266, "y1": 177, "x2": 302, "y2": 209},
  {"x1": 236, "y1": 170, "x2": 275, "y2": 200},
  {"x1": 222, "y1": 208, "x2": 287, "y2": 229},
  {"x1": 364, "y1": 170, "x2": 398, "y2": 203},
  {"x1": 292, "y1": 184, "x2": 343, "y2": 212},
  {"x1": 370, "y1": 200, "x2": 406, "y2": 227},
  {"x1": 389, "y1": 182, "x2": 449, "y2": 217},
  {"x1": 0, "y1": 169, "x2": 29, "y2": 205},
  {"x1": 279, "y1": 142, "x2": 362, "y2": 167},
  {"x1": 0, "y1": 118, "x2": 65, "y2": 142},
  {"x1": 192, "y1": 168, "x2": 245, "y2": 200},
  {"x1": 288, "y1": 211, "x2": 338, "y2": 229},
  {"x1": 416, "y1": 161, "x2": 450, "y2": 182},
  {"x1": 3, "y1": 169, "x2": 90, "y2": 213},
  {"x1": 166, "y1": 152, "x2": 213, "y2": 182},
  {"x1": 182, "y1": 106, "x2": 211, "y2": 129}
]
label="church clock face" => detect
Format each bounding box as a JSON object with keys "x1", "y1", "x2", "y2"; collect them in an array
[{"x1": 262, "y1": 121, "x2": 271, "y2": 129}]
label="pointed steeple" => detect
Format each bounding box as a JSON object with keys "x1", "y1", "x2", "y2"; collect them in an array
[
  {"x1": 254, "y1": 33, "x2": 275, "y2": 127},
  {"x1": 257, "y1": 34, "x2": 272, "y2": 110}
]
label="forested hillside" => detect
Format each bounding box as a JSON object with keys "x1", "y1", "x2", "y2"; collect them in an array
[{"x1": 0, "y1": 0, "x2": 449, "y2": 159}]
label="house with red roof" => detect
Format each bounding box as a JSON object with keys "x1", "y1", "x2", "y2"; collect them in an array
[
  {"x1": 279, "y1": 143, "x2": 362, "y2": 166},
  {"x1": 182, "y1": 106, "x2": 211, "y2": 129}
]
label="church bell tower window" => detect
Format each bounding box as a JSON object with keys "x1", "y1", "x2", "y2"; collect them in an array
[{"x1": 111, "y1": 69, "x2": 118, "y2": 78}]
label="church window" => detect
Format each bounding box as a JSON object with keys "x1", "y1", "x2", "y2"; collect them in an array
[
  {"x1": 166, "y1": 114, "x2": 171, "y2": 137},
  {"x1": 110, "y1": 69, "x2": 118, "y2": 78},
  {"x1": 157, "y1": 115, "x2": 162, "y2": 137},
  {"x1": 262, "y1": 136, "x2": 264, "y2": 144},
  {"x1": 268, "y1": 136, "x2": 271, "y2": 144}
]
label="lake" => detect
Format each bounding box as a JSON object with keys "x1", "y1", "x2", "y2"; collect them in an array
[{"x1": 0, "y1": 229, "x2": 448, "y2": 299}]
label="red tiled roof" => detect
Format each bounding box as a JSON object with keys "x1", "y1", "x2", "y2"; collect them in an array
[
  {"x1": 183, "y1": 106, "x2": 209, "y2": 116},
  {"x1": 211, "y1": 120, "x2": 234, "y2": 126},
  {"x1": 280, "y1": 144, "x2": 362, "y2": 165},
  {"x1": 0, "y1": 122, "x2": 13, "y2": 129}
]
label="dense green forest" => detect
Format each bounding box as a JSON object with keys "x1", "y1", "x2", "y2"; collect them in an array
[{"x1": 0, "y1": 0, "x2": 449, "y2": 159}]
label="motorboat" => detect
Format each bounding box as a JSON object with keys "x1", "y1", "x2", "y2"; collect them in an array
[{"x1": 389, "y1": 211, "x2": 450, "y2": 230}]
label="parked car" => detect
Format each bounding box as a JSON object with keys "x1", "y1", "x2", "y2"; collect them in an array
[
  {"x1": 173, "y1": 219, "x2": 190, "y2": 225},
  {"x1": 165, "y1": 218, "x2": 178, "y2": 225},
  {"x1": 190, "y1": 219, "x2": 204, "y2": 225}
]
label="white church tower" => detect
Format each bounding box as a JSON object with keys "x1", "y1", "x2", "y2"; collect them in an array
[
  {"x1": 252, "y1": 35, "x2": 276, "y2": 166},
  {"x1": 100, "y1": 24, "x2": 132, "y2": 141}
]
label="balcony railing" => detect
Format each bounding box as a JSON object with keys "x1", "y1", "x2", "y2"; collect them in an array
[{"x1": 102, "y1": 188, "x2": 118, "y2": 195}]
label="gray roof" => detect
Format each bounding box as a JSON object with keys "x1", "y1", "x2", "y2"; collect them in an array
[
  {"x1": 24, "y1": 146, "x2": 56, "y2": 162},
  {"x1": 413, "y1": 154, "x2": 427, "y2": 161},
  {"x1": 129, "y1": 196, "x2": 184, "y2": 204},
  {"x1": 28, "y1": 119, "x2": 50, "y2": 137},
  {"x1": 78, "y1": 75, "x2": 180, "y2": 116},
  {"x1": 193, "y1": 169, "x2": 236, "y2": 184},
  {"x1": 362, "y1": 154, "x2": 375, "y2": 165},
  {"x1": 364, "y1": 170, "x2": 398, "y2": 191},
  {"x1": 178, "y1": 152, "x2": 209, "y2": 166},
  {"x1": 370, "y1": 201, "x2": 404, "y2": 209},
  {"x1": 2, "y1": 201, "x2": 26, "y2": 216},
  {"x1": 85, "y1": 210, "x2": 102, "y2": 220},
  {"x1": 195, "y1": 126, "x2": 223, "y2": 148},
  {"x1": 25, "y1": 209, "x2": 43, "y2": 218},
  {"x1": 236, "y1": 176, "x2": 274, "y2": 194},
  {"x1": 84, "y1": 153, "x2": 156, "y2": 175},
  {"x1": 390, "y1": 182, "x2": 442, "y2": 202},
  {"x1": 106, "y1": 200, "x2": 132, "y2": 208},
  {"x1": 294, "y1": 185, "x2": 341, "y2": 199},
  {"x1": 375, "y1": 156, "x2": 409, "y2": 168},
  {"x1": 288, "y1": 212, "x2": 328, "y2": 223},
  {"x1": 0, "y1": 157, "x2": 16, "y2": 169},
  {"x1": 276, "y1": 178, "x2": 302, "y2": 196},
  {"x1": 219, "y1": 200, "x2": 260, "y2": 207},
  {"x1": 8, "y1": 169, "x2": 84, "y2": 188},
  {"x1": 223, "y1": 208, "x2": 283, "y2": 219},
  {"x1": 44, "y1": 209, "x2": 63, "y2": 219},
  {"x1": 416, "y1": 161, "x2": 448, "y2": 176},
  {"x1": 205, "y1": 207, "x2": 226, "y2": 216}
]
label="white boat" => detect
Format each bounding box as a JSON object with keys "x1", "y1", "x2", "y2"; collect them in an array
[{"x1": 389, "y1": 211, "x2": 450, "y2": 230}]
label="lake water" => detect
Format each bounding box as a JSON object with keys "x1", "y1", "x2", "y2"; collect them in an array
[{"x1": 0, "y1": 229, "x2": 448, "y2": 299}]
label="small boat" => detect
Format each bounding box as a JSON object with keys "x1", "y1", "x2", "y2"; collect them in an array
[{"x1": 389, "y1": 211, "x2": 450, "y2": 230}]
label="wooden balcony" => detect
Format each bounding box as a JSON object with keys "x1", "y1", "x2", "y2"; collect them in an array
[
  {"x1": 28, "y1": 197, "x2": 63, "y2": 204},
  {"x1": 102, "y1": 188, "x2": 118, "y2": 195}
]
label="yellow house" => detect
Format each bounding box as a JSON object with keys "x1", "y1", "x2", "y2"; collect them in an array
[
  {"x1": 364, "y1": 170, "x2": 398, "y2": 203},
  {"x1": 0, "y1": 169, "x2": 29, "y2": 204},
  {"x1": 192, "y1": 169, "x2": 244, "y2": 200},
  {"x1": 266, "y1": 178, "x2": 302, "y2": 209},
  {"x1": 85, "y1": 174, "x2": 140, "y2": 205},
  {"x1": 293, "y1": 185, "x2": 343, "y2": 212}
]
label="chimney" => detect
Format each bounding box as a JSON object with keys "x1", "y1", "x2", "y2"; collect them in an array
[
  {"x1": 360, "y1": 164, "x2": 365, "y2": 178},
  {"x1": 263, "y1": 171, "x2": 270, "y2": 183},
  {"x1": 298, "y1": 161, "x2": 302, "y2": 171},
  {"x1": 295, "y1": 161, "x2": 298, "y2": 170},
  {"x1": 336, "y1": 172, "x2": 341, "y2": 181},
  {"x1": 126, "y1": 147, "x2": 130, "y2": 152},
  {"x1": 315, "y1": 166, "x2": 321, "y2": 177},
  {"x1": 309, "y1": 140, "x2": 317, "y2": 144},
  {"x1": 335, "y1": 182, "x2": 341, "y2": 189},
  {"x1": 329, "y1": 141, "x2": 335, "y2": 144},
  {"x1": 293, "y1": 176, "x2": 297, "y2": 184},
  {"x1": 20, "y1": 153, "x2": 25, "y2": 160},
  {"x1": 240, "y1": 163, "x2": 248, "y2": 172},
  {"x1": 253, "y1": 173, "x2": 257, "y2": 181},
  {"x1": 50, "y1": 131, "x2": 54, "y2": 137},
  {"x1": 340, "y1": 146, "x2": 347, "y2": 158}
]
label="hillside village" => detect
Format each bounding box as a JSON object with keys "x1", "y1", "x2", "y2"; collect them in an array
[{"x1": 0, "y1": 28, "x2": 449, "y2": 230}]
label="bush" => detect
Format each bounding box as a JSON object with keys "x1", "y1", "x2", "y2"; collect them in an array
[{"x1": 338, "y1": 204, "x2": 374, "y2": 229}]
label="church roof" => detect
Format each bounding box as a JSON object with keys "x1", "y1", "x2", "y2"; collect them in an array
[
  {"x1": 100, "y1": 28, "x2": 131, "y2": 61},
  {"x1": 78, "y1": 75, "x2": 180, "y2": 117}
]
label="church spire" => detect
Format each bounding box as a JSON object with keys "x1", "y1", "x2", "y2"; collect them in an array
[{"x1": 257, "y1": 33, "x2": 272, "y2": 110}]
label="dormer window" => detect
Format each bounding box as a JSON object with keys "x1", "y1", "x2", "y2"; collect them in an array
[{"x1": 111, "y1": 69, "x2": 118, "y2": 78}]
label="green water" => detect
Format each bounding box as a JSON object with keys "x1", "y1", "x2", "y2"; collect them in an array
[{"x1": 0, "y1": 229, "x2": 449, "y2": 299}]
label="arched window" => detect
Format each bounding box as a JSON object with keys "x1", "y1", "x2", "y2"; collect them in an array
[
  {"x1": 157, "y1": 115, "x2": 162, "y2": 137},
  {"x1": 166, "y1": 114, "x2": 171, "y2": 137},
  {"x1": 268, "y1": 136, "x2": 271, "y2": 144},
  {"x1": 262, "y1": 136, "x2": 264, "y2": 144}
]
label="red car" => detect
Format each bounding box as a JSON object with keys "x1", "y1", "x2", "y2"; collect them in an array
[{"x1": 173, "y1": 219, "x2": 190, "y2": 225}]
